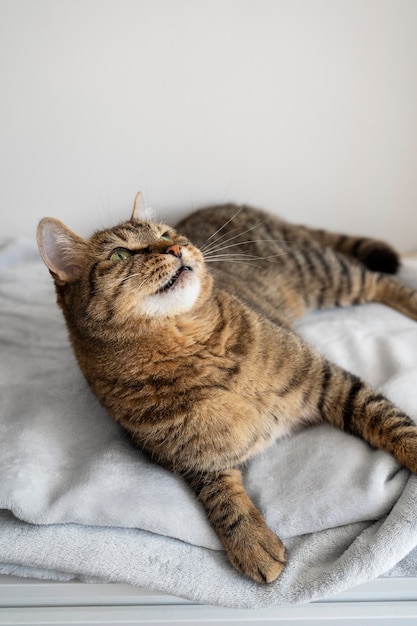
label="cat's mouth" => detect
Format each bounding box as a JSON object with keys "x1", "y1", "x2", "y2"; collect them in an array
[{"x1": 158, "y1": 265, "x2": 192, "y2": 293}]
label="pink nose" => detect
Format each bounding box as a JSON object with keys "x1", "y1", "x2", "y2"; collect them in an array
[{"x1": 165, "y1": 244, "x2": 181, "y2": 258}]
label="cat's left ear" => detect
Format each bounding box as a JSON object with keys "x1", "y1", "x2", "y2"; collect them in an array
[{"x1": 37, "y1": 218, "x2": 87, "y2": 285}]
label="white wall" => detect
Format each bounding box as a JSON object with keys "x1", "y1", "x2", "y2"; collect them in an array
[{"x1": 1, "y1": 0, "x2": 416, "y2": 249}]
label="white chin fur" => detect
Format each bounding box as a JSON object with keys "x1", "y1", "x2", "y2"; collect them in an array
[{"x1": 138, "y1": 272, "x2": 201, "y2": 318}]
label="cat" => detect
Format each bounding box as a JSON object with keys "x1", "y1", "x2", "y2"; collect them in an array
[{"x1": 37, "y1": 197, "x2": 417, "y2": 584}]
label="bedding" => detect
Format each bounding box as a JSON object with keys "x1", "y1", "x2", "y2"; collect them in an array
[{"x1": 0, "y1": 236, "x2": 416, "y2": 609}]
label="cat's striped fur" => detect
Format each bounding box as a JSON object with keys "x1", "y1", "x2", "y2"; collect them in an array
[{"x1": 37, "y1": 202, "x2": 417, "y2": 584}]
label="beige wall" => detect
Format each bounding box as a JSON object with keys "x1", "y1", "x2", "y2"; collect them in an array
[{"x1": 1, "y1": 0, "x2": 416, "y2": 249}]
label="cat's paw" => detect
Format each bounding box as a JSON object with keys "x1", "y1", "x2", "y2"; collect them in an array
[
  {"x1": 394, "y1": 438, "x2": 417, "y2": 475},
  {"x1": 225, "y1": 523, "x2": 286, "y2": 584},
  {"x1": 378, "y1": 420, "x2": 417, "y2": 475}
]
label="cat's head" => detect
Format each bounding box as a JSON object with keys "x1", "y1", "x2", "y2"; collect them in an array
[{"x1": 37, "y1": 201, "x2": 213, "y2": 324}]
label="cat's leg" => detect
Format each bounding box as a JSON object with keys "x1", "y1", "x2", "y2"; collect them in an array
[
  {"x1": 312, "y1": 359, "x2": 417, "y2": 475},
  {"x1": 265, "y1": 331, "x2": 417, "y2": 474},
  {"x1": 185, "y1": 468, "x2": 286, "y2": 584},
  {"x1": 332, "y1": 260, "x2": 417, "y2": 321},
  {"x1": 295, "y1": 224, "x2": 400, "y2": 274},
  {"x1": 371, "y1": 272, "x2": 417, "y2": 321}
]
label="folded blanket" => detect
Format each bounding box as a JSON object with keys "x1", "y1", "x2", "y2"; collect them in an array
[{"x1": 0, "y1": 237, "x2": 416, "y2": 608}]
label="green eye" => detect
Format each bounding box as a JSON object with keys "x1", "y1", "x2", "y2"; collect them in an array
[
  {"x1": 160, "y1": 233, "x2": 171, "y2": 242},
  {"x1": 110, "y1": 248, "x2": 133, "y2": 261}
]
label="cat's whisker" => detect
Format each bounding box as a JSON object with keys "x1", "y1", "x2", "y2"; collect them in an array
[
  {"x1": 202, "y1": 238, "x2": 290, "y2": 257},
  {"x1": 202, "y1": 249, "x2": 260, "y2": 258},
  {"x1": 203, "y1": 250, "x2": 284, "y2": 260},
  {"x1": 200, "y1": 220, "x2": 269, "y2": 254},
  {"x1": 202, "y1": 229, "x2": 291, "y2": 258},
  {"x1": 199, "y1": 225, "x2": 243, "y2": 253},
  {"x1": 120, "y1": 274, "x2": 158, "y2": 297},
  {"x1": 120, "y1": 273, "x2": 151, "y2": 289},
  {"x1": 203, "y1": 250, "x2": 288, "y2": 270},
  {"x1": 203, "y1": 249, "x2": 288, "y2": 261},
  {"x1": 199, "y1": 207, "x2": 244, "y2": 252},
  {"x1": 204, "y1": 259, "x2": 265, "y2": 269}
]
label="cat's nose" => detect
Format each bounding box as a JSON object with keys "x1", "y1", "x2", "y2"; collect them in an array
[{"x1": 165, "y1": 244, "x2": 182, "y2": 258}]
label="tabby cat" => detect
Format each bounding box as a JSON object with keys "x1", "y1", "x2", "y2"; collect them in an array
[{"x1": 37, "y1": 197, "x2": 417, "y2": 584}]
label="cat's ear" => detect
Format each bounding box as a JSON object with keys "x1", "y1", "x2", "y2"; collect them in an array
[
  {"x1": 131, "y1": 191, "x2": 145, "y2": 220},
  {"x1": 37, "y1": 218, "x2": 87, "y2": 285}
]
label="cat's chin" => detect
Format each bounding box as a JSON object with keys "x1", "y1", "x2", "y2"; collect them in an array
[{"x1": 138, "y1": 270, "x2": 202, "y2": 318}]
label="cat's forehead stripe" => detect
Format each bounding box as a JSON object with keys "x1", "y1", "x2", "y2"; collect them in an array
[{"x1": 92, "y1": 222, "x2": 159, "y2": 248}]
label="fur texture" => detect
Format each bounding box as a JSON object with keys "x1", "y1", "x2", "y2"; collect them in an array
[{"x1": 37, "y1": 202, "x2": 417, "y2": 584}]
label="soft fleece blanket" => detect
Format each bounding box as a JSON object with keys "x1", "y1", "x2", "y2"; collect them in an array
[{"x1": 0, "y1": 237, "x2": 417, "y2": 609}]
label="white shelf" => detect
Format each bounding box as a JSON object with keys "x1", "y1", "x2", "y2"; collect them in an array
[
  {"x1": 1, "y1": 601, "x2": 417, "y2": 626},
  {"x1": 1, "y1": 576, "x2": 417, "y2": 626}
]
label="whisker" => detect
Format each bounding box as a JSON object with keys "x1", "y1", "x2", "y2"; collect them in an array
[
  {"x1": 120, "y1": 272, "x2": 145, "y2": 285},
  {"x1": 202, "y1": 228, "x2": 291, "y2": 259},
  {"x1": 203, "y1": 253, "x2": 287, "y2": 268},
  {"x1": 203, "y1": 252, "x2": 288, "y2": 261},
  {"x1": 201, "y1": 220, "x2": 268, "y2": 254},
  {"x1": 199, "y1": 225, "x2": 242, "y2": 252},
  {"x1": 202, "y1": 238, "x2": 289, "y2": 256},
  {"x1": 120, "y1": 272, "x2": 153, "y2": 293},
  {"x1": 199, "y1": 207, "x2": 244, "y2": 252},
  {"x1": 204, "y1": 258, "x2": 264, "y2": 269}
]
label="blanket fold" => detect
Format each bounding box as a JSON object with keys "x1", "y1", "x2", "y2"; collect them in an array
[{"x1": 1, "y1": 238, "x2": 417, "y2": 608}]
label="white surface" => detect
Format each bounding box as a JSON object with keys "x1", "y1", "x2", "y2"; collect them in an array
[
  {"x1": 1, "y1": 576, "x2": 417, "y2": 625},
  {"x1": 1, "y1": 603, "x2": 417, "y2": 626},
  {"x1": 1, "y1": 575, "x2": 417, "y2": 605},
  {"x1": 1, "y1": 0, "x2": 417, "y2": 248}
]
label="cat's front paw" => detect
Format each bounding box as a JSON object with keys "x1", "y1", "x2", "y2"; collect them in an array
[
  {"x1": 224, "y1": 521, "x2": 286, "y2": 584},
  {"x1": 187, "y1": 468, "x2": 286, "y2": 584}
]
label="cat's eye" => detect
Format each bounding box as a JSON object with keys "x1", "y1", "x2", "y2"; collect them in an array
[
  {"x1": 110, "y1": 248, "x2": 133, "y2": 262},
  {"x1": 160, "y1": 232, "x2": 171, "y2": 242}
]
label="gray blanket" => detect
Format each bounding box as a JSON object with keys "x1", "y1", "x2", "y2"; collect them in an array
[{"x1": 0, "y1": 237, "x2": 416, "y2": 608}]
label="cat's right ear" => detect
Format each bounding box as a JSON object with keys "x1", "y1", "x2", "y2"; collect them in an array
[{"x1": 37, "y1": 218, "x2": 87, "y2": 285}]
